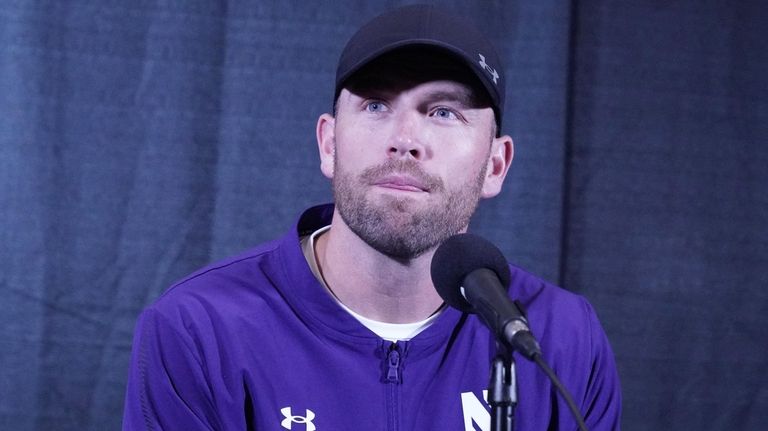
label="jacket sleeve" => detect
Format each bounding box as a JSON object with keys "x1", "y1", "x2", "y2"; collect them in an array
[
  {"x1": 122, "y1": 308, "x2": 221, "y2": 431},
  {"x1": 581, "y1": 299, "x2": 622, "y2": 431}
]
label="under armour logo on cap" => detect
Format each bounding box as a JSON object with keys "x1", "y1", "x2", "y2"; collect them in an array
[
  {"x1": 281, "y1": 407, "x2": 316, "y2": 431},
  {"x1": 478, "y1": 54, "x2": 500, "y2": 85}
]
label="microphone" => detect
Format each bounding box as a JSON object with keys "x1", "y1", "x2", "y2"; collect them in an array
[
  {"x1": 430, "y1": 233, "x2": 542, "y2": 360},
  {"x1": 432, "y1": 234, "x2": 591, "y2": 431}
]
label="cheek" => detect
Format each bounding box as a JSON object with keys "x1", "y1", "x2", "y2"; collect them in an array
[
  {"x1": 447, "y1": 147, "x2": 492, "y2": 186},
  {"x1": 332, "y1": 144, "x2": 374, "y2": 179},
  {"x1": 335, "y1": 143, "x2": 372, "y2": 169},
  {"x1": 334, "y1": 128, "x2": 386, "y2": 167},
  {"x1": 439, "y1": 134, "x2": 491, "y2": 167}
]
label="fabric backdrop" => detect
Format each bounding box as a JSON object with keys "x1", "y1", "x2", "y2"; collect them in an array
[{"x1": 1, "y1": 1, "x2": 765, "y2": 430}]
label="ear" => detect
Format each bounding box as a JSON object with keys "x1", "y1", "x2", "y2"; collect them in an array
[
  {"x1": 480, "y1": 134, "x2": 514, "y2": 198},
  {"x1": 316, "y1": 113, "x2": 336, "y2": 179}
]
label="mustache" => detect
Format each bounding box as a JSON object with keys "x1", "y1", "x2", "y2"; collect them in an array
[{"x1": 360, "y1": 159, "x2": 444, "y2": 192}]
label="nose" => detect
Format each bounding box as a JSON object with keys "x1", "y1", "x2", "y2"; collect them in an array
[{"x1": 388, "y1": 112, "x2": 428, "y2": 160}]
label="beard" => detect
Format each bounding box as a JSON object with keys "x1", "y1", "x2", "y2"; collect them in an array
[{"x1": 333, "y1": 157, "x2": 487, "y2": 260}]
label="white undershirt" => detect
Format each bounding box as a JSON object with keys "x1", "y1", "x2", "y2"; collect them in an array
[{"x1": 301, "y1": 226, "x2": 443, "y2": 341}]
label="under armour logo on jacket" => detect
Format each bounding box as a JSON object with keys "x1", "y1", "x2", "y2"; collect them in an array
[
  {"x1": 478, "y1": 54, "x2": 500, "y2": 84},
  {"x1": 281, "y1": 407, "x2": 316, "y2": 431}
]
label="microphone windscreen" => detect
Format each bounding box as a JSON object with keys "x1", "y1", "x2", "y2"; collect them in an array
[{"x1": 430, "y1": 233, "x2": 511, "y2": 312}]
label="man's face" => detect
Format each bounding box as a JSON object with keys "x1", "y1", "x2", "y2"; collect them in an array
[{"x1": 318, "y1": 51, "x2": 512, "y2": 260}]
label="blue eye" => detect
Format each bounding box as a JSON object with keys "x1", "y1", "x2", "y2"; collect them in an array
[
  {"x1": 366, "y1": 101, "x2": 387, "y2": 112},
  {"x1": 432, "y1": 108, "x2": 457, "y2": 119}
]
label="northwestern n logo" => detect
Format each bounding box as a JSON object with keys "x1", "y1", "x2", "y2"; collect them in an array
[
  {"x1": 460, "y1": 390, "x2": 490, "y2": 431},
  {"x1": 280, "y1": 407, "x2": 316, "y2": 431}
]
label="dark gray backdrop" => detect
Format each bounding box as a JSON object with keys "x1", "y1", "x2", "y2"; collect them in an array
[{"x1": 1, "y1": 1, "x2": 766, "y2": 430}]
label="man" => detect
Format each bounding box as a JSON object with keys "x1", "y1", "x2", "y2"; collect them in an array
[{"x1": 123, "y1": 5, "x2": 621, "y2": 430}]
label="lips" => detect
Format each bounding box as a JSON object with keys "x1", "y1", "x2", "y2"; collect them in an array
[
  {"x1": 360, "y1": 160, "x2": 442, "y2": 194},
  {"x1": 373, "y1": 174, "x2": 429, "y2": 192}
]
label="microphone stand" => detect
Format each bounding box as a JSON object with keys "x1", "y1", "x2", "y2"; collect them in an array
[{"x1": 489, "y1": 342, "x2": 516, "y2": 431}]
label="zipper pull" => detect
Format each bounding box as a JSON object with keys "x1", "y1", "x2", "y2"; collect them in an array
[{"x1": 386, "y1": 345, "x2": 401, "y2": 383}]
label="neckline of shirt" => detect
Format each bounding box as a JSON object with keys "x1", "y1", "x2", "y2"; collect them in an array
[{"x1": 300, "y1": 225, "x2": 443, "y2": 341}]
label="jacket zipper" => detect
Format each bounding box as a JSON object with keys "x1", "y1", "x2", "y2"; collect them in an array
[
  {"x1": 386, "y1": 343, "x2": 401, "y2": 382},
  {"x1": 385, "y1": 341, "x2": 404, "y2": 431}
]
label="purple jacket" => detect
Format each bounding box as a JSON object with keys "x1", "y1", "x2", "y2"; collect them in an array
[{"x1": 123, "y1": 204, "x2": 621, "y2": 430}]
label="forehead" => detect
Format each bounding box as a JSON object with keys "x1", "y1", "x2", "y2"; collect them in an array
[{"x1": 342, "y1": 47, "x2": 493, "y2": 109}]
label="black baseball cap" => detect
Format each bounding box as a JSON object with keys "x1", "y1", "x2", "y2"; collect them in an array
[{"x1": 335, "y1": 5, "x2": 505, "y2": 130}]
